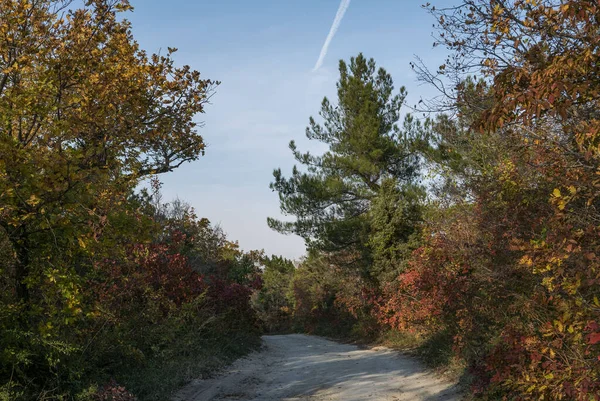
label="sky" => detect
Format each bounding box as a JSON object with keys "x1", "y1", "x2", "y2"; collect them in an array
[{"x1": 126, "y1": 0, "x2": 451, "y2": 260}]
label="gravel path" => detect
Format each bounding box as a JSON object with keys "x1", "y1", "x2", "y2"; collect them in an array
[{"x1": 174, "y1": 334, "x2": 463, "y2": 401}]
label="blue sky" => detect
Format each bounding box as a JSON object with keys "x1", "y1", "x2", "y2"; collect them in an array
[{"x1": 126, "y1": 0, "x2": 450, "y2": 260}]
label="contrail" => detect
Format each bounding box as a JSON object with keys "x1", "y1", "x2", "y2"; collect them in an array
[{"x1": 313, "y1": 0, "x2": 351, "y2": 71}]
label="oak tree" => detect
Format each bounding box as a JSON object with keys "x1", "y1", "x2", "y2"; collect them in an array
[{"x1": 0, "y1": 0, "x2": 216, "y2": 303}]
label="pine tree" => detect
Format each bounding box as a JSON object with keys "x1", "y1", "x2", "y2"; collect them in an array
[{"x1": 269, "y1": 54, "x2": 422, "y2": 268}]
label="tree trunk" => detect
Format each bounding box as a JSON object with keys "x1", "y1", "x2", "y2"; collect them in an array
[{"x1": 14, "y1": 237, "x2": 30, "y2": 302}]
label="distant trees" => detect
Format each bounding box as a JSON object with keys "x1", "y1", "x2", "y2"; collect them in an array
[{"x1": 252, "y1": 255, "x2": 295, "y2": 332}]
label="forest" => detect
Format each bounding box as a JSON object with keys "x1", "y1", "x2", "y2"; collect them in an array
[{"x1": 1, "y1": 1, "x2": 599, "y2": 400}]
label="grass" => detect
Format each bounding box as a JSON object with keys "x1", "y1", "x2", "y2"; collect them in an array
[
  {"x1": 378, "y1": 329, "x2": 469, "y2": 381},
  {"x1": 119, "y1": 330, "x2": 262, "y2": 401}
]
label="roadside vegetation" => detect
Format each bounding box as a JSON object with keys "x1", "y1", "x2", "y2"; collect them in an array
[
  {"x1": 0, "y1": 1, "x2": 261, "y2": 400},
  {"x1": 2, "y1": 1, "x2": 600, "y2": 400},
  {"x1": 261, "y1": 2, "x2": 600, "y2": 400}
]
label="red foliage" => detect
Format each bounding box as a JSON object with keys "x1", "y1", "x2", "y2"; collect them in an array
[
  {"x1": 90, "y1": 230, "x2": 207, "y2": 315},
  {"x1": 94, "y1": 380, "x2": 137, "y2": 401},
  {"x1": 205, "y1": 278, "x2": 254, "y2": 316},
  {"x1": 375, "y1": 238, "x2": 475, "y2": 337},
  {"x1": 476, "y1": 325, "x2": 600, "y2": 400}
]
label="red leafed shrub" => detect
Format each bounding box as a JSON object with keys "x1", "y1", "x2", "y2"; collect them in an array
[
  {"x1": 83, "y1": 227, "x2": 262, "y2": 400},
  {"x1": 475, "y1": 320, "x2": 600, "y2": 400},
  {"x1": 129, "y1": 240, "x2": 206, "y2": 305},
  {"x1": 205, "y1": 278, "x2": 254, "y2": 316},
  {"x1": 375, "y1": 237, "x2": 475, "y2": 336},
  {"x1": 91, "y1": 231, "x2": 207, "y2": 316},
  {"x1": 94, "y1": 380, "x2": 137, "y2": 401}
]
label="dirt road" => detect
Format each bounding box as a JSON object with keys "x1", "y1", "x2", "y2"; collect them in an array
[{"x1": 174, "y1": 334, "x2": 462, "y2": 401}]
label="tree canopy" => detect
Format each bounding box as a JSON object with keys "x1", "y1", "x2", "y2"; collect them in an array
[
  {"x1": 0, "y1": 0, "x2": 216, "y2": 301},
  {"x1": 269, "y1": 54, "x2": 422, "y2": 263}
]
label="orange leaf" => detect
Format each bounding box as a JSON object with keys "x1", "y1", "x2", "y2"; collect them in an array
[{"x1": 589, "y1": 332, "x2": 600, "y2": 345}]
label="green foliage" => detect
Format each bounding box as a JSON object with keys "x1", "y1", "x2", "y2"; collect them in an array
[
  {"x1": 368, "y1": 179, "x2": 424, "y2": 282},
  {"x1": 252, "y1": 255, "x2": 295, "y2": 333},
  {"x1": 0, "y1": 2, "x2": 259, "y2": 400},
  {"x1": 105, "y1": 293, "x2": 261, "y2": 401},
  {"x1": 286, "y1": 253, "x2": 359, "y2": 337},
  {"x1": 0, "y1": 181, "x2": 263, "y2": 400},
  {"x1": 266, "y1": 7, "x2": 600, "y2": 397},
  {"x1": 269, "y1": 54, "x2": 423, "y2": 270}
]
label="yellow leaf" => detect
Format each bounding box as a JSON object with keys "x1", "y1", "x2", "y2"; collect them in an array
[
  {"x1": 555, "y1": 320, "x2": 564, "y2": 332},
  {"x1": 553, "y1": 188, "x2": 561, "y2": 197},
  {"x1": 27, "y1": 194, "x2": 41, "y2": 206},
  {"x1": 77, "y1": 237, "x2": 87, "y2": 249}
]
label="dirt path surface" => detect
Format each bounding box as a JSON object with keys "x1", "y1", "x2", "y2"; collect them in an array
[{"x1": 174, "y1": 334, "x2": 462, "y2": 401}]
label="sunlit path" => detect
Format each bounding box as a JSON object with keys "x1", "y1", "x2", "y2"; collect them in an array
[{"x1": 175, "y1": 334, "x2": 462, "y2": 401}]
